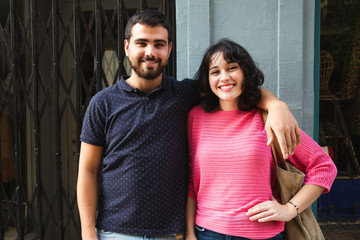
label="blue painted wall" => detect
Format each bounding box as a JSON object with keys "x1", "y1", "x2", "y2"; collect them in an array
[{"x1": 176, "y1": 0, "x2": 316, "y2": 136}]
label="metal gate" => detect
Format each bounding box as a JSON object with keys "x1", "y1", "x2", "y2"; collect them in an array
[{"x1": 0, "y1": 0, "x2": 176, "y2": 239}]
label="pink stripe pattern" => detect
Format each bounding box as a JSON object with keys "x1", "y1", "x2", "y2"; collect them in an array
[{"x1": 187, "y1": 105, "x2": 337, "y2": 239}]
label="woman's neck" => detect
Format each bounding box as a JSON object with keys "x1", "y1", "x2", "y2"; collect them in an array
[{"x1": 218, "y1": 101, "x2": 239, "y2": 111}]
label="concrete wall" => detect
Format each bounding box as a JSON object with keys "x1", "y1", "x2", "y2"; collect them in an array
[{"x1": 176, "y1": 0, "x2": 315, "y2": 136}]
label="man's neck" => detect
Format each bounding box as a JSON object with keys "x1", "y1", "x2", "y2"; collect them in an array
[{"x1": 126, "y1": 74, "x2": 162, "y2": 94}]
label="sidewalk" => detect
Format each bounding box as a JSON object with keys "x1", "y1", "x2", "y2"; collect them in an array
[{"x1": 320, "y1": 221, "x2": 360, "y2": 240}]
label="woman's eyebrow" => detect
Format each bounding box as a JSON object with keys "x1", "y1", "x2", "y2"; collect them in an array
[{"x1": 209, "y1": 65, "x2": 218, "y2": 71}]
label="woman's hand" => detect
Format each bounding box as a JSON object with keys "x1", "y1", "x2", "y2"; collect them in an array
[{"x1": 246, "y1": 196, "x2": 297, "y2": 222}]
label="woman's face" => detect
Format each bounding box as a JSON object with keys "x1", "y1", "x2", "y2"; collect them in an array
[{"x1": 208, "y1": 52, "x2": 244, "y2": 111}]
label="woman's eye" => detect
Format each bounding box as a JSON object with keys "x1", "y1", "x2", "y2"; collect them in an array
[
  {"x1": 229, "y1": 66, "x2": 238, "y2": 70},
  {"x1": 210, "y1": 71, "x2": 219, "y2": 75}
]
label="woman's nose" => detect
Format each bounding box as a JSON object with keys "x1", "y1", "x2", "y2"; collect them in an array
[{"x1": 220, "y1": 71, "x2": 230, "y2": 81}]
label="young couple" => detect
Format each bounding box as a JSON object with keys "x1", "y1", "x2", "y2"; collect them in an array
[{"x1": 77, "y1": 9, "x2": 336, "y2": 240}]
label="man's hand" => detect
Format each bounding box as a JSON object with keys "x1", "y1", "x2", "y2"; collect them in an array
[{"x1": 265, "y1": 101, "x2": 301, "y2": 159}]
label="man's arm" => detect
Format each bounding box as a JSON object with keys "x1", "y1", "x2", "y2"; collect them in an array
[
  {"x1": 258, "y1": 88, "x2": 301, "y2": 159},
  {"x1": 77, "y1": 142, "x2": 104, "y2": 240}
]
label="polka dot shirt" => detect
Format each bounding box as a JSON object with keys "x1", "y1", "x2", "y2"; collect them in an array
[{"x1": 80, "y1": 75, "x2": 199, "y2": 235}]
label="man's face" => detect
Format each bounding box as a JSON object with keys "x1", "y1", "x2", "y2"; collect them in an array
[{"x1": 125, "y1": 23, "x2": 172, "y2": 80}]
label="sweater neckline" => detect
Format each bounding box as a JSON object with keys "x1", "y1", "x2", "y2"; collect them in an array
[{"x1": 211, "y1": 109, "x2": 242, "y2": 115}]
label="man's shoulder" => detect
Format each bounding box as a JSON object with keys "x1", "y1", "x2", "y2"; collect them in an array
[
  {"x1": 163, "y1": 76, "x2": 197, "y2": 98},
  {"x1": 92, "y1": 82, "x2": 121, "y2": 99},
  {"x1": 86, "y1": 83, "x2": 122, "y2": 111},
  {"x1": 164, "y1": 75, "x2": 194, "y2": 86}
]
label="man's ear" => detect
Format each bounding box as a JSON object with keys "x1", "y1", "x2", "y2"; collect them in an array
[
  {"x1": 168, "y1": 41, "x2": 173, "y2": 57},
  {"x1": 124, "y1": 39, "x2": 129, "y2": 57}
]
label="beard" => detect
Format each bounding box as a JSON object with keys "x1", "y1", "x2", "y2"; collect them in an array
[{"x1": 130, "y1": 56, "x2": 167, "y2": 80}]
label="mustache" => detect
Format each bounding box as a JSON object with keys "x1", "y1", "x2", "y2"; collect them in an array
[{"x1": 142, "y1": 56, "x2": 159, "y2": 62}]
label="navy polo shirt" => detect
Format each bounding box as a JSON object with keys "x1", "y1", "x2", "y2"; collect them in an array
[{"x1": 80, "y1": 75, "x2": 199, "y2": 236}]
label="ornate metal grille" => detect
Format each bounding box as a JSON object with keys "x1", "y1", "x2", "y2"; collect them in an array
[{"x1": 0, "y1": 0, "x2": 176, "y2": 239}]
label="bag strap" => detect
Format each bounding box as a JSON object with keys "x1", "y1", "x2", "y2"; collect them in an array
[{"x1": 260, "y1": 110, "x2": 285, "y2": 167}]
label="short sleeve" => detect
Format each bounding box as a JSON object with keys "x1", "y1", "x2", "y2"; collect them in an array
[
  {"x1": 80, "y1": 94, "x2": 106, "y2": 147},
  {"x1": 287, "y1": 129, "x2": 337, "y2": 193}
]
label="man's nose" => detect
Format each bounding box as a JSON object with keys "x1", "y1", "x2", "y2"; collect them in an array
[{"x1": 145, "y1": 45, "x2": 155, "y2": 58}]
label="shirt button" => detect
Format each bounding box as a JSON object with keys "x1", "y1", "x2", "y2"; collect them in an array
[{"x1": 133, "y1": 89, "x2": 137, "y2": 92}]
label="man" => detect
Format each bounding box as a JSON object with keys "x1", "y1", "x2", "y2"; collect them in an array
[{"x1": 77, "y1": 9, "x2": 301, "y2": 240}]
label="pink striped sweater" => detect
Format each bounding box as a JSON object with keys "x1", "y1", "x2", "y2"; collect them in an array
[{"x1": 187, "y1": 106, "x2": 337, "y2": 239}]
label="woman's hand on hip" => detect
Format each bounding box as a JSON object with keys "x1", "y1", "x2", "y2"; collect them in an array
[{"x1": 246, "y1": 196, "x2": 297, "y2": 222}]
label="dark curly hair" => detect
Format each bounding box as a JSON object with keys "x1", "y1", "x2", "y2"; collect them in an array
[
  {"x1": 125, "y1": 9, "x2": 172, "y2": 43},
  {"x1": 195, "y1": 39, "x2": 264, "y2": 112}
]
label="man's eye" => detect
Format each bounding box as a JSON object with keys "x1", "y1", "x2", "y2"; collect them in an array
[{"x1": 136, "y1": 42, "x2": 146, "y2": 46}]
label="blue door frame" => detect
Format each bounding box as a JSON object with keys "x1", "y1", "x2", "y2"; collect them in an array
[{"x1": 313, "y1": 0, "x2": 321, "y2": 217}]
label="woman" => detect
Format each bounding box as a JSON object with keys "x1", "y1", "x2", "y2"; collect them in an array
[{"x1": 186, "y1": 39, "x2": 337, "y2": 240}]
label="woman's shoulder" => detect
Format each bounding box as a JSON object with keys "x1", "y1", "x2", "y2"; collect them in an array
[
  {"x1": 189, "y1": 105, "x2": 205, "y2": 114},
  {"x1": 188, "y1": 105, "x2": 207, "y2": 122}
]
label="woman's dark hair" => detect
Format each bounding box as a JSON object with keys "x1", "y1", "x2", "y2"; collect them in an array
[
  {"x1": 125, "y1": 9, "x2": 172, "y2": 43},
  {"x1": 195, "y1": 39, "x2": 264, "y2": 112}
]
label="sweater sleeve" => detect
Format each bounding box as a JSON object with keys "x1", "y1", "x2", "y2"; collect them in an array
[
  {"x1": 286, "y1": 129, "x2": 337, "y2": 193},
  {"x1": 187, "y1": 108, "x2": 197, "y2": 201}
]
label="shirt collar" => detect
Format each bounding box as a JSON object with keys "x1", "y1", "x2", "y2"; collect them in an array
[{"x1": 119, "y1": 75, "x2": 168, "y2": 93}]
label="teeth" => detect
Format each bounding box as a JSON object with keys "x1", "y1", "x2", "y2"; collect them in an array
[
  {"x1": 143, "y1": 60, "x2": 157, "y2": 64},
  {"x1": 220, "y1": 85, "x2": 234, "y2": 89}
]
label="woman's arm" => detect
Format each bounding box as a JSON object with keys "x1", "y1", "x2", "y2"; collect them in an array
[
  {"x1": 246, "y1": 126, "x2": 337, "y2": 223},
  {"x1": 245, "y1": 184, "x2": 324, "y2": 222},
  {"x1": 258, "y1": 88, "x2": 301, "y2": 159},
  {"x1": 186, "y1": 197, "x2": 198, "y2": 240}
]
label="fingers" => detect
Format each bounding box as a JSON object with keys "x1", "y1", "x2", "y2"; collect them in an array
[
  {"x1": 295, "y1": 126, "x2": 301, "y2": 146},
  {"x1": 263, "y1": 106, "x2": 302, "y2": 158},
  {"x1": 287, "y1": 126, "x2": 301, "y2": 155},
  {"x1": 276, "y1": 133, "x2": 289, "y2": 160},
  {"x1": 246, "y1": 197, "x2": 286, "y2": 222},
  {"x1": 285, "y1": 131, "x2": 292, "y2": 156},
  {"x1": 248, "y1": 210, "x2": 275, "y2": 223},
  {"x1": 246, "y1": 203, "x2": 278, "y2": 223},
  {"x1": 265, "y1": 122, "x2": 290, "y2": 159},
  {"x1": 265, "y1": 124, "x2": 274, "y2": 146},
  {"x1": 246, "y1": 204, "x2": 265, "y2": 219},
  {"x1": 289, "y1": 130, "x2": 297, "y2": 155},
  {"x1": 272, "y1": 127, "x2": 302, "y2": 159},
  {"x1": 246, "y1": 200, "x2": 274, "y2": 218}
]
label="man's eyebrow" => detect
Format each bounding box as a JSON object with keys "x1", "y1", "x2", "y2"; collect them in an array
[
  {"x1": 133, "y1": 38, "x2": 149, "y2": 42},
  {"x1": 133, "y1": 38, "x2": 167, "y2": 44},
  {"x1": 154, "y1": 39, "x2": 168, "y2": 44}
]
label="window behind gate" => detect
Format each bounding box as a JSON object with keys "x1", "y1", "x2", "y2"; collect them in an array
[{"x1": 0, "y1": 1, "x2": 176, "y2": 239}]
